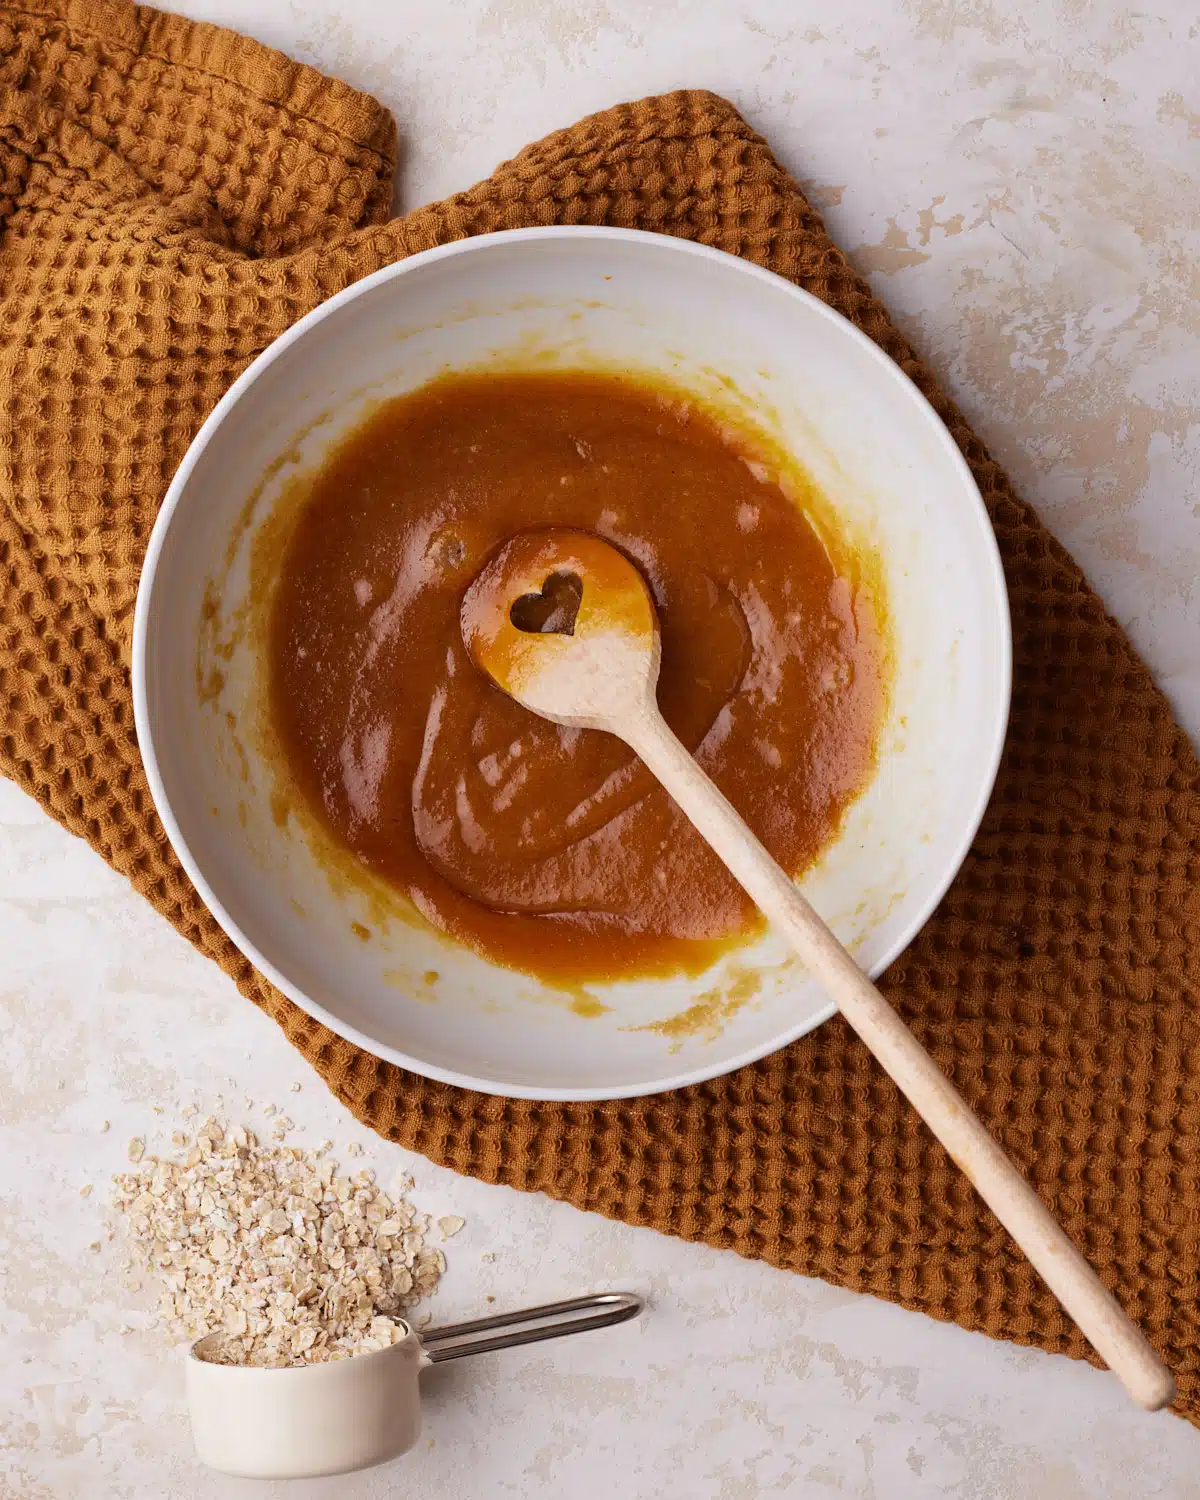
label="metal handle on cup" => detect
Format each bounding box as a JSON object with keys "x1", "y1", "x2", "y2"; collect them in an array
[{"x1": 420, "y1": 1291, "x2": 643, "y2": 1364}]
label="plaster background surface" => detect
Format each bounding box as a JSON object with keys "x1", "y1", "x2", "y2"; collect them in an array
[{"x1": 1, "y1": 2, "x2": 1197, "y2": 1496}]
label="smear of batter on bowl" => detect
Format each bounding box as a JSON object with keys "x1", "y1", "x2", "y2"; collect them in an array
[
  {"x1": 628, "y1": 965, "x2": 764, "y2": 1053},
  {"x1": 266, "y1": 369, "x2": 889, "y2": 986}
]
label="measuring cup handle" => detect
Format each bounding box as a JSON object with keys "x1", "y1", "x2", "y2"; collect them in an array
[{"x1": 419, "y1": 1291, "x2": 643, "y2": 1364}]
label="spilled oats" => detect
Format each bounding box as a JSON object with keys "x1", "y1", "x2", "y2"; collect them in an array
[{"x1": 111, "y1": 1115, "x2": 452, "y2": 1367}]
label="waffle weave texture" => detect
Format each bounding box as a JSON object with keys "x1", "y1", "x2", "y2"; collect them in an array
[{"x1": 2, "y1": 0, "x2": 1197, "y2": 1417}]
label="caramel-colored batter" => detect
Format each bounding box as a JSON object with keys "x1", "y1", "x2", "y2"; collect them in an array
[{"x1": 268, "y1": 370, "x2": 886, "y2": 984}]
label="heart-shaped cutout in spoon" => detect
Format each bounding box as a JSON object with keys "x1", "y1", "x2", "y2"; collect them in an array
[{"x1": 509, "y1": 569, "x2": 584, "y2": 636}]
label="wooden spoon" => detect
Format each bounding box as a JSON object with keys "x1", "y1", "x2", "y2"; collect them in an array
[{"x1": 462, "y1": 527, "x2": 1175, "y2": 1412}]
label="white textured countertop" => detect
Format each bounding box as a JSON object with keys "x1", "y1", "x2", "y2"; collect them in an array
[{"x1": 3, "y1": 2, "x2": 1198, "y2": 1496}]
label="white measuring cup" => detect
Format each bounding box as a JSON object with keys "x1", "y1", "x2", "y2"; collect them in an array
[{"x1": 186, "y1": 1291, "x2": 642, "y2": 1478}]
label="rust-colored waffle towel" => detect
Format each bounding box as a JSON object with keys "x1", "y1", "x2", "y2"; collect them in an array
[{"x1": 2, "y1": 0, "x2": 1198, "y2": 1416}]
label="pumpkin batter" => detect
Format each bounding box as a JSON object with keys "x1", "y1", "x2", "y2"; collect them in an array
[{"x1": 268, "y1": 370, "x2": 887, "y2": 984}]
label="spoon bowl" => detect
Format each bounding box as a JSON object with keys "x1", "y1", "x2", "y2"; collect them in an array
[{"x1": 461, "y1": 530, "x2": 660, "y2": 730}]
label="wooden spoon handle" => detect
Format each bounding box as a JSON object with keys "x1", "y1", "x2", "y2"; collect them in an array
[{"x1": 625, "y1": 706, "x2": 1174, "y2": 1411}]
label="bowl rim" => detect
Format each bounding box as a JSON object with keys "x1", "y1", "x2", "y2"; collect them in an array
[{"x1": 132, "y1": 224, "x2": 1012, "y2": 1101}]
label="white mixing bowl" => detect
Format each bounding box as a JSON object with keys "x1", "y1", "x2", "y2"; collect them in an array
[{"x1": 133, "y1": 227, "x2": 1010, "y2": 1100}]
